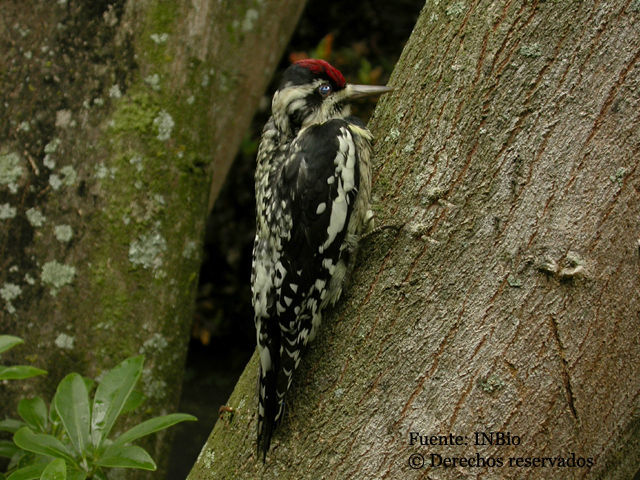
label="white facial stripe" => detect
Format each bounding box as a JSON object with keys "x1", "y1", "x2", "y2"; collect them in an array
[{"x1": 273, "y1": 79, "x2": 353, "y2": 131}]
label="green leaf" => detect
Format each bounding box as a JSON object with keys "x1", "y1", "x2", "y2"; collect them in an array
[
  {"x1": 6, "y1": 448, "x2": 29, "y2": 470},
  {"x1": 88, "y1": 471, "x2": 105, "y2": 480},
  {"x1": 90, "y1": 356, "x2": 144, "y2": 448},
  {"x1": 64, "y1": 472, "x2": 86, "y2": 480},
  {"x1": 95, "y1": 444, "x2": 156, "y2": 470},
  {"x1": 54, "y1": 374, "x2": 90, "y2": 457},
  {"x1": 6, "y1": 463, "x2": 46, "y2": 480},
  {"x1": 120, "y1": 390, "x2": 145, "y2": 414},
  {"x1": 49, "y1": 401, "x2": 60, "y2": 425},
  {"x1": 80, "y1": 377, "x2": 94, "y2": 396},
  {"x1": 113, "y1": 413, "x2": 196, "y2": 446},
  {"x1": 0, "y1": 418, "x2": 26, "y2": 433},
  {"x1": 0, "y1": 439, "x2": 19, "y2": 458},
  {"x1": 0, "y1": 366, "x2": 47, "y2": 381},
  {"x1": 40, "y1": 459, "x2": 66, "y2": 480},
  {"x1": 13, "y1": 427, "x2": 76, "y2": 465},
  {"x1": 18, "y1": 398, "x2": 48, "y2": 432},
  {"x1": 0, "y1": 336, "x2": 23, "y2": 355}
]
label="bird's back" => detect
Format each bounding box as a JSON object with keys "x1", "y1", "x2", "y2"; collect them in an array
[{"x1": 250, "y1": 59, "x2": 390, "y2": 460}]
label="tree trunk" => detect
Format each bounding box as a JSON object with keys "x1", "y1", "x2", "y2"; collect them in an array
[
  {"x1": 0, "y1": 0, "x2": 305, "y2": 476},
  {"x1": 188, "y1": 1, "x2": 640, "y2": 479}
]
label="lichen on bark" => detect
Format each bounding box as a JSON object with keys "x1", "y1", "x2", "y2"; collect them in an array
[{"x1": 0, "y1": 0, "x2": 308, "y2": 477}]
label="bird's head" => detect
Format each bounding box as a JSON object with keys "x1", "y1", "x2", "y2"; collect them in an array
[{"x1": 271, "y1": 59, "x2": 392, "y2": 135}]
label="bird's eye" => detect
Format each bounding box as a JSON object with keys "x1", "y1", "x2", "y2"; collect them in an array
[{"x1": 318, "y1": 84, "x2": 332, "y2": 97}]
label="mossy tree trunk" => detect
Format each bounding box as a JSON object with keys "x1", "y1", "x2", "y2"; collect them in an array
[
  {"x1": 0, "y1": 0, "x2": 306, "y2": 476},
  {"x1": 188, "y1": 1, "x2": 640, "y2": 479}
]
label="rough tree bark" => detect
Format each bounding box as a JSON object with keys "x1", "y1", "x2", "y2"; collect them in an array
[
  {"x1": 188, "y1": 1, "x2": 640, "y2": 479},
  {"x1": 0, "y1": 0, "x2": 306, "y2": 475}
]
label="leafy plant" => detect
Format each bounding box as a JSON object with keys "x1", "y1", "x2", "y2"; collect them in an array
[
  {"x1": 0, "y1": 336, "x2": 46, "y2": 381},
  {"x1": 1, "y1": 355, "x2": 196, "y2": 480}
]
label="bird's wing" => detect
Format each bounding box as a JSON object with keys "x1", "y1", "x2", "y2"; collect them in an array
[{"x1": 256, "y1": 119, "x2": 362, "y2": 457}]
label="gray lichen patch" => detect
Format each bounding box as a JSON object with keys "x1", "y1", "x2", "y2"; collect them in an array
[
  {"x1": 610, "y1": 167, "x2": 627, "y2": 186},
  {"x1": 54, "y1": 333, "x2": 75, "y2": 350},
  {"x1": 142, "y1": 368, "x2": 168, "y2": 399},
  {"x1": 44, "y1": 138, "x2": 61, "y2": 154},
  {"x1": 140, "y1": 332, "x2": 169, "y2": 354},
  {"x1": 0, "y1": 152, "x2": 24, "y2": 191},
  {"x1": 129, "y1": 154, "x2": 144, "y2": 172},
  {"x1": 55, "y1": 109, "x2": 72, "y2": 128},
  {"x1": 54, "y1": 224, "x2": 73, "y2": 242},
  {"x1": 477, "y1": 374, "x2": 506, "y2": 393},
  {"x1": 182, "y1": 240, "x2": 198, "y2": 260},
  {"x1": 41, "y1": 260, "x2": 76, "y2": 295},
  {"x1": 153, "y1": 110, "x2": 174, "y2": 141},
  {"x1": 109, "y1": 84, "x2": 122, "y2": 98},
  {"x1": 145, "y1": 73, "x2": 161, "y2": 91},
  {"x1": 445, "y1": 2, "x2": 465, "y2": 16},
  {"x1": 49, "y1": 174, "x2": 63, "y2": 190},
  {"x1": 150, "y1": 32, "x2": 168, "y2": 44},
  {"x1": 386, "y1": 127, "x2": 400, "y2": 141},
  {"x1": 128, "y1": 231, "x2": 167, "y2": 278},
  {"x1": 196, "y1": 448, "x2": 216, "y2": 470},
  {"x1": 519, "y1": 43, "x2": 543, "y2": 58},
  {"x1": 241, "y1": 9, "x2": 259, "y2": 32},
  {"x1": 0, "y1": 282, "x2": 22, "y2": 314},
  {"x1": 94, "y1": 162, "x2": 111, "y2": 179},
  {"x1": 48, "y1": 164, "x2": 77, "y2": 189},
  {"x1": 59, "y1": 165, "x2": 78, "y2": 186},
  {"x1": 507, "y1": 274, "x2": 523, "y2": 288},
  {"x1": 43, "y1": 138, "x2": 61, "y2": 168},
  {"x1": 0, "y1": 203, "x2": 17, "y2": 219},
  {"x1": 402, "y1": 138, "x2": 416, "y2": 154},
  {"x1": 43, "y1": 155, "x2": 56, "y2": 170},
  {"x1": 26, "y1": 207, "x2": 46, "y2": 227}
]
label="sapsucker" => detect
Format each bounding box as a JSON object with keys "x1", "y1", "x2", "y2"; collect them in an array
[{"x1": 251, "y1": 59, "x2": 392, "y2": 459}]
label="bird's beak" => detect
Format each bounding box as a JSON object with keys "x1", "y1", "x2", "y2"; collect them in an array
[{"x1": 346, "y1": 84, "x2": 394, "y2": 100}]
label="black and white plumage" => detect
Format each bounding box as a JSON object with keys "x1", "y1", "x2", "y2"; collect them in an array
[{"x1": 251, "y1": 59, "x2": 391, "y2": 459}]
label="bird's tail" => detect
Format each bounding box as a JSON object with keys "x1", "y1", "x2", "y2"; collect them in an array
[
  {"x1": 257, "y1": 362, "x2": 281, "y2": 462},
  {"x1": 257, "y1": 327, "x2": 301, "y2": 461}
]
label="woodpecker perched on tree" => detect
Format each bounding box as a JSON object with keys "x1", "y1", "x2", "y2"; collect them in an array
[{"x1": 252, "y1": 59, "x2": 392, "y2": 459}]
